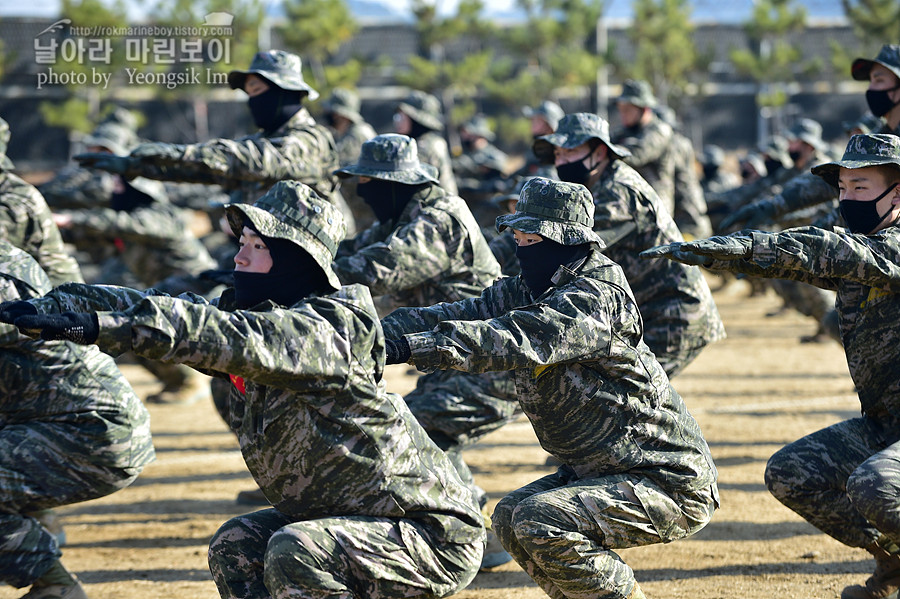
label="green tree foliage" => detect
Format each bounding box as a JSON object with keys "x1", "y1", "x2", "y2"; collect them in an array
[{"x1": 830, "y1": 0, "x2": 899, "y2": 80}]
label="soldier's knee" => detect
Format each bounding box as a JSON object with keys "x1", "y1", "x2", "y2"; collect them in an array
[
  {"x1": 847, "y1": 462, "x2": 897, "y2": 516},
  {"x1": 491, "y1": 496, "x2": 516, "y2": 546}
]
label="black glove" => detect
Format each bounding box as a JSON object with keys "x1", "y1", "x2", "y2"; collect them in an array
[
  {"x1": 198, "y1": 269, "x2": 235, "y2": 286},
  {"x1": 385, "y1": 337, "x2": 411, "y2": 365},
  {"x1": 14, "y1": 312, "x2": 100, "y2": 344},
  {"x1": 0, "y1": 300, "x2": 38, "y2": 324},
  {"x1": 640, "y1": 244, "x2": 713, "y2": 266}
]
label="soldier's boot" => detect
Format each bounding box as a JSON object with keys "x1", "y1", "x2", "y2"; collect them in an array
[
  {"x1": 842, "y1": 537, "x2": 900, "y2": 599},
  {"x1": 626, "y1": 582, "x2": 647, "y2": 599},
  {"x1": 479, "y1": 508, "x2": 513, "y2": 571},
  {"x1": 26, "y1": 509, "x2": 66, "y2": 547},
  {"x1": 146, "y1": 371, "x2": 210, "y2": 406},
  {"x1": 20, "y1": 560, "x2": 88, "y2": 599}
]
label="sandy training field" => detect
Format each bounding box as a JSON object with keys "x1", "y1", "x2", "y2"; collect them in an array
[{"x1": 2, "y1": 278, "x2": 874, "y2": 599}]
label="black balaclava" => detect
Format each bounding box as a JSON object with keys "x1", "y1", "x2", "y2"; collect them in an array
[
  {"x1": 110, "y1": 180, "x2": 155, "y2": 212},
  {"x1": 515, "y1": 238, "x2": 591, "y2": 296},
  {"x1": 866, "y1": 84, "x2": 900, "y2": 118},
  {"x1": 408, "y1": 120, "x2": 432, "y2": 140},
  {"x1": 232, "y1": 220, "x2": 330, "y2": 309},
  {"x1": 248, "y1": 86, "x2": 304, "y2": 133},
  {"x1": 356, "y1": 179, "x2": 422, "y2": 224},
  {"x1": 840, "y1": 182, "x2": 899, "y2": 234}
]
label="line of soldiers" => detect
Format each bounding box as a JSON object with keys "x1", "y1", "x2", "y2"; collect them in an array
[{"x1": 0, "y1": 42, "x2": 899, "y2": 599}]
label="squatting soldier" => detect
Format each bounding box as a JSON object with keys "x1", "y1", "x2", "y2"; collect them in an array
[
  {"x1": 453, "y1": 114, "x2": 511, "y2": 227},
  {"x1": 7, "y1": 180, "x2": 485, "y2": 599},
  {"x1": 0, "y1": 118, "x2": 84, "y2": 287},
  {"x1": 535, "y1": 112, "x2": 725, "y2": 377},
  {"x1": 852, "y1": 44, "x2": 900, "y2": 136},
  {"x1": 641, "y1": 133, "x2": 900, "y2": 599},
  {"x1": 332, "y1": 135, "x2": 516, "y2": 568},
  {"x1": 0, "y1": 243, "x2": 154, "y2": 599},
  {"x1": 514, "y1": 100, "x2": 564, "y2": 180},
  {"x1": 394, "y1": 90, "x2": 459, "y2": 195},
  {"x1": 75, "y1": 49, "x2": 356, "y2": 235},
  {"x1": 613, "y1": 79, "x2": 676, "y2": 214},
  {"x1": 381, "y1": 177, "x2": 719, "y2": 599}
]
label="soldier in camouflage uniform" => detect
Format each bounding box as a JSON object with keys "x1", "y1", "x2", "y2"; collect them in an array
[
  {"x1": 642, "y1": 133, "x2": 900, "y2": 599},
  {"x1": 452, "y1": 114, "x2": 511, "y2": 228},
  {"x1": 332, "y1": 135, "x2": 516, "y2": 567},
  {"x1": 0, "y1": 118, "x2": 84, "y2": 288},
  {"x1": 513, "y1": 100, "x2": 564, "y2": 180},
  {"x1": 0, "y1": 242, "x2": 154, "y2": 599},
  {"x1": 7, "y1": 179, "x2": 485, "y2": 599},
  {"x1": 535, "y1": 113, "x2": 725, "y2": 377},
  {"x1": 487, "y1": 176, "x2": 537, "y2": 277},
  {"x1": 700, "y1": 144, "x2": 741, "y2": 197},
  {"x1": 852, "y1": 44, "x2": 900, "y2": 136},
  {"x1": 613, "y1": 80, "x2": 676, "y2": 214},
  {"x1": 394, "y1": 90, "x2": 459, "y2": 195},
  {"x1": 381, "y1": 177, "x2": 719, "y2": 599},
  {"x1": 75, "y1": 49, "x2": 356, "y2": 236}
]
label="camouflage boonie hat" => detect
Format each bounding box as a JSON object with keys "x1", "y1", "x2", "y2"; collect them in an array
[
  {"x1": 228, "y1": 50, "x2": 319, "y2": 100},
  {"x1": 225, "y1": 180, "x2": 345, "y2": 291},
  {"x1": 99, "y1": 106, "x2": 139, "y2": 132},
  {"x1": 397, "y1": 90, "x2": 443, "y2": 131},
  {"x1": 0, "y1": 117, "x2": 13, "y2": 170},
  {"x1": 852, "y1": 44, "x2": 900, "y2": 82},
  {"x1": 522, "y1": 100, "x2": 565, "y2": 131},
  {"x1": 461, "y1": 114, "x2": 495, "y2": 141},
  {"x1": 533, "y1": 112, "x2": 631, "y2": 163},
  {"x1": 82, "y1": 122, "x2": 137, "y2": 156},
  {"x1": 761, "y1": 134, "x2": 791, "y2": 168},
  {"x1": 493, "y1": 175, "x2": 539, "y2": 208},
  {"x1": 617, "y1": 79, "x2": 657, "y2": 108},
  {"x1": 335, "y1": 134, "x2": 439, "y2": 185},
  {"x1": 701, "y1": 145, "x2": 725, "y2": 168},
  {"x1": 322, "y1": 87, "x2": 363, "y2": 123},
  {"x1": 811, "y1": 133, "x2": 900, "y2": 188},
  {"x1": 787, "y1": 118, "x2": 826, "y2": 151},
  {"x1": 0, "y1": 241, "x2": 52, "y2": 298},
  {"x1": 842, "y1": 113, "x2": 885, "y2": 136},
  {"x1": 125, "y1": 177, "x2": 168, "y2": 204},
  {"x1": 740, "y1": 153, "x2": 767, "y2": 178},
  {"x1": 496, "y1": 177, "x2": 605, "y2": 248}
]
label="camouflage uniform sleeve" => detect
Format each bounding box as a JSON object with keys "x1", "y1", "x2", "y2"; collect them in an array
[
  {"x1": 591, "y1": 181, "x2": 640, "y2": 249},
  {"x1": 31, "y1": 282, "x2": 178, "y2": 314},
  {"x1": 402, "y1": 276, "x2": 616, "y2": 373},
  {"x1": 335, "y1": 222, "x2": 393, "y2": 257},
  {"x1": 709, "y1": 227, "x2": 900, "y2": 291},
  {"x1": 39, "y1": 166, "x2": 114, "y2": 210},
  {"x1": 94, "y1": 295, "x2": 352, "y2": 394},
  {"x1": 618, "y1": 121, "x2": 671, "y2": 168},
  {"x1": 65, "y1": 205, "x2": 188, "y2": 245},
  {"x1": 332, "y1": 209, "x2": 466, "y2": 296},
  {"x1": 767, "y1": 172, "x2": 837, "y2": 219}
]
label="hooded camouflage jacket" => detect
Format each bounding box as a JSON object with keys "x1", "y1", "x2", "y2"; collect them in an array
[
  {"x1": 0, "y1": 243, "x2": 153, "y2": 471},
  {"x1": 382, "y1": 249, "x2": 718, "y2": 495},
  {"x1": 0, "y1": 171, "x2": 84, "y2": 286},
  {"x1": 333, "y1": 183, "x2": 501, "y2": 312},
  {"x1": 29, "y1": 281, "x2": 484, "y2": 544},
  {"x1": 591, "y1": 159, "x2": 725, "y2": 355},
  {"x1": 709, "y1": 225, "x2": 900, "y2": 422}
]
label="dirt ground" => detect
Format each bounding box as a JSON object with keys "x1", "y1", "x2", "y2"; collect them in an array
[{"x1": 2, "y1": 277, "x2": 875, "y2": 599}]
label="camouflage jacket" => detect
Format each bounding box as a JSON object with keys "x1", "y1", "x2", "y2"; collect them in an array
[
  {"x1": 670, "y1": 131, "x2": 712, "y2": 239},
  {"x1": 382, "y1": 249, "x2": 718, "y2": 494},
  {"x1": 333, "y1": 120, "x2": 377, "y2": 167},
  {"x1": 0, "y1": 171, "x2": 84, "y2": 286},
  {"x1": 416, "y1": 131, "x2": 458, "y2": 196},
  {"x1": 0, "y1": 243, "x2": 153, "y2": 470},
  {"x1": 591, "y1": 160, "x2": 725, "y2": 355},
  {"x1": 760, "y1": 170, "x2": 838, "y2": 225},
  {"x1": 30, "y1": 281, "x2": 483, "y2": 544},
  {"x1": 333, "y1": 183, "x2": 501, "y2": 312},
  {"x1": 707, "y1": 225, "x2": 900, "y2": 421},
  {"x1": 61, "y1": 196, "x2": 216, "y2": 286},
  {"x1": 488, "y1": 229, "x2": 520, "y2": 277},
  {"x1": 39, "y1": 165, "x2": 115, "y2": 211},
  {"x1": 613, "y1": 115, "x2": 676, "y2": 212},
  {"x1": 453, "y1": 143, "x2": 509, "y2": 180}
]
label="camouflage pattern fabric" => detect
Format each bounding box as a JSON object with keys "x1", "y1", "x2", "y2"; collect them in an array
[
  {"x1": 488, "y1": 229, "x2": 520, "y2": 276},
  {"x1": 0, "y1": 242, "x2": 153, "y2": 588},
  {"x1": 613, "y1": 111, "x2": 676, "y2": 213},
  {"x1": 332, "y1": 119, "x2": 379, "y2": 230},
  {"x1": 382, "y1": 249, "x2": 718, "y2": 598},
  {"x1": 453, "y1": 142, "x2": 511, "y2": 227},
  {"x1": 416, "y1": 130, "x2": 459, "y2": 195},
  {"x1": 669, "y1": 131, "x2": 713, "y2": 239},
  {"x1": 0, "y1": 171, "x2": 84, "y2": 286},
  {"x1": 227, "y1": 50, "x2": 319, "y2": 99},
  {"x1": 0, "y1": 117, "x2": 14, "y2": 170},
  {"x1": 40, "y1": 165, "x2": 116, "y2": 211},
  {"x1": 29, "y1": 281, "x2": 484, "y2": 595},
  {"x1": 590, "y1": 159, "x2": 725, "y2": 376}
]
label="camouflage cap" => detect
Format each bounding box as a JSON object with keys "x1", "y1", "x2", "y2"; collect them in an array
[
  {"x1": 653, "y1": 105, "x2": 678, "y2": 128},
  {"x1": 228, "y1": 50, "x2": 319, "y2": 100},
  {"x1": 322, "y1": 87, "x2": 363, "y2": 123},
  {"x1": 82, "y1": 122, "x2": 137, "y2": 156},
  {"x1": 842, "y1": 113, "x2": 885, "y2": 135},
  {"x1": 617, "y1": 79, "x2": 657, "y2": 108},
  {"x1": 397, "y1": 90, "x2": 444, "y2": 131},
  {"x1": 0, "y1": 117, "x2": 12, "y2": 170},
  {"x1": 225, "y1": 180, "x2": 345, "y2": 291},
  {"x1": 533, "y1": 112, "x2": 631, "y2": 164},
  {"x1": 852, "y1": 44, "x2": 900, "y2": 82},
  {"x1": 127, "y1": 177, "x2": 168, "y2": 204},
  {"x1": 787, "y1": 118, "x2": 826, "y2": 151},
  {"x1": 461, "y1": 114, "x2": 495, "y2": 141},
  {"x1": 522, "y1": 100, "x2": 565, "y2": 131},
  {"x1": 760, "y1": 134, "x2": 791, "y2": 168},
  {"x1": 0, "y1": 241, "x2": 52, "y2": 299},
  {"x1": 99, "y1": 106, "x2": 139, "y2": 132},
  {"x1": 740, "y1": 152, "x2": 768, "y2": 178},
  {"x1": 335, "y1": 134, "x2": 439, "y2": 185},
  {"x1": 496, "y1": 177, "x2": 605, "y2": 248},
  {"x1": 492, "y1": 175, "x2": 539, "y2": 208},
  {"x1": 701, "y1": 144, "x2": 725, "y2": 168},
  {"x1": 811, "y1": 133, "x2": 900, "y2": 188}
]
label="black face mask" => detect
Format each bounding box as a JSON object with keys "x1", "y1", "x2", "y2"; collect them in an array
[
  {"x1": 788, "y1": 150, "x2": 803, "y2": 164},
  {"x1": 702, "y1": 164, "x2": 719, "y2": 181},
  {"x1": 764, "y1": 158, "x2": 784, "y2": 176},
  {"x1": 357, "y1": 179, "x2": 418, "y2": 224},
  {"x1": 110, "y1": 180, "x2": 154, "y2": 212},
  {"x1": 865, "y1": 85, "x2": 900, "y2": 118},
  {"x1": 247, "y1": 87, "x2": 303, "y2": 133},
  {"x1": 839, "y1": 182, "x2": 899, "y2": 235},
  {"x1": 515, "y1": 239, "x2": 591, "y2": 297}
]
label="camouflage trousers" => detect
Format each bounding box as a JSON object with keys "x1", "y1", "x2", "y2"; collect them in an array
[
  {"x1": 0, "y1": 419, "x2": 145, "y2": 587},
  {"x1": 405, "y1": 369, "x2": 519, "y2": 505},
  {"x1": 765, "y1": 415, "x2": 900, "y2": 549},
  {"x1": 208, "y1": 508, "x2": 482, "y2": 599},
  {"x1": 492, "y1": 467, "x2": 717, "y2": 599},
  {"x1": 651, "y1": 342, "x2": 707, "y2": 379}
]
